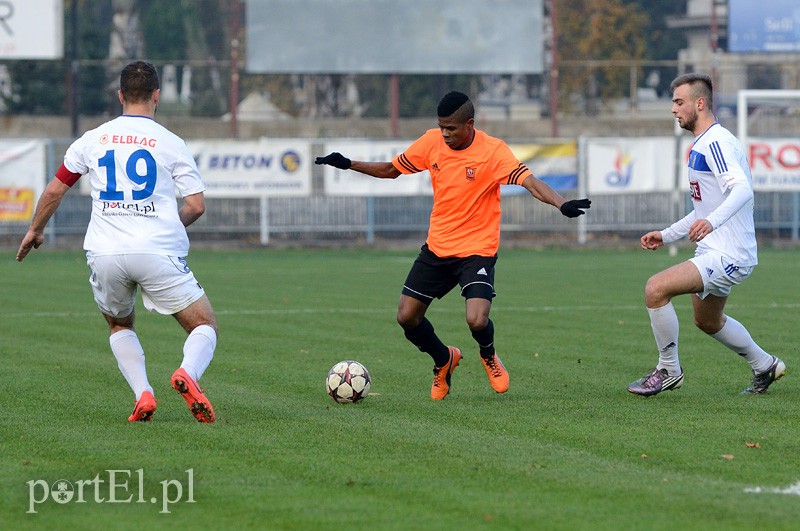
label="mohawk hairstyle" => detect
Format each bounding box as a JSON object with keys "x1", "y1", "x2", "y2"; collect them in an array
[
  {"x1": 670, "y1": 72, "x2": 713, "y2": 108},
  {"x1": 437, "y1": 91, "x2": 473, "y2": 119}
]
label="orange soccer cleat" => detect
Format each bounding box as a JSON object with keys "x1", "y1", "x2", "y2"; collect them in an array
[
  {"x1": 480, "y1": 353, "x2": 509, "y2": 393},
  {"x1": 128, "y1": 390, "x2": 156, "y2": 422},
  {"x1": 431, "y1": 347, "x2": 462, "y2": 400},
  {"x1": 171, "y1": 368, "x2": 215, "y2": 423}
]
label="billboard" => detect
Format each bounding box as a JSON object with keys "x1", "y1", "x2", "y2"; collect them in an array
[
  {"x1": 0, "y1": 140, "x2": 46, "y2": 222},
  {"x1": 246, "y1": 0, "x2": 543, "y2": 74},
  {"x1": 728, "y1": 0, "x2": 800, "y2": 52},
  {"x1": 586, "y1": 138, "x2": 680, "y2": 194},
  {"x1": 0, "y1": 0, "x2": 63, "y2": 59},
  {"x1": 585, "y1": 136, "x2": 800, "y2": 193},
  {"x1": 187, "y1": 139, "x2": 312, "y2": 198},
  {"x1": 320, "y1": 140, "x2": 576, "y2": 197}
]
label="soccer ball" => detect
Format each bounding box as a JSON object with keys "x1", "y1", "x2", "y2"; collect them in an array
[{"x1": 326, "y1": 360, "x2": 371, "y2": 403}]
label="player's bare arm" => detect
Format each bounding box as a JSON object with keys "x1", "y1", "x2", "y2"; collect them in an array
[
  {"x1": 315, "y1": 152, "x2": 401, "y2": 179},
  {"x1": 520, "y1": 174, "x2": 591, "y2": 217},
  {"x1": 520, "y1": 174, "x2": 561, "y2": 205},
  {"x1": 349, "y1": 160, "x2": 401, "y2": 179},
  {"x1": 179, "y1": 192, "x2": 206, "y2": 227},
  {"x1": 16, "y1": 178, "x2": 71, "y2": 262}
]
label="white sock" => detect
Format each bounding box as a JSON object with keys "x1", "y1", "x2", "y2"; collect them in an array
[
  {"x1": 180, "y1": 325, "x2": 217, "y2": 381},
  {"x1": 712, "y1": 315, "x2": 773, "y2": 373},
  {"x1": 648, "y1": 302, "x2": 681, "y2": 375},
  {"x1": 110, "y1": 329, "x2": 152, "y2": 400}
]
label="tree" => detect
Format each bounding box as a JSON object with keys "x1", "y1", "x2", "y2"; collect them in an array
[
  {"x1": 2, "y1": 0, "x2": 109, "y2": 116},
  {"x1": 629, "y1": 0, "x2": 687, "y2": 60},
  {"x1": 628, "y1": 0, "x2": 687, "y2": 96},
  {"x1": 556, "y1": 0, "x2": 649, "y2": 112}
]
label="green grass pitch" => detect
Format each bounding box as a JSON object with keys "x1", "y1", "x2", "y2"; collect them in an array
[{"x1": 2, "y1": 246, "x2": 798, "y2": 529}]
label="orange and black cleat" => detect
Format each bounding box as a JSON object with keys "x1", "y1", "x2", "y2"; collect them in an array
[
  {"x1": 480, "y1": 353, "x2": 509, "y2": 393},
  {"x1": 171, "y1": 368, "x2": 215, "y2": 423},
  {"x1": 128, "y1": 390, "x2": 156, "y2": 422},
  {"x1": 431, "y1": 347, "x2": 462, "y2": 400}
]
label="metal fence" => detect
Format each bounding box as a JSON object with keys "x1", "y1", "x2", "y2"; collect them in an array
[
  {"x1": 2, "y1": 130, "x2": 798, "y2": 246},
  {"x1": 5, "y1": 188, "x2": 797, "y2": 248}
]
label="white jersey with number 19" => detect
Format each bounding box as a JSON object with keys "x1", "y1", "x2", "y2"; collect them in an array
[{"x1": 63, "y1": 114, "x2": 204, "y2": 257}]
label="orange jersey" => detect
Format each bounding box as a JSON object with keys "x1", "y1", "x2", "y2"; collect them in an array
[{"x1": 392, "y1": 129, "x2": 531, "y2": 258}]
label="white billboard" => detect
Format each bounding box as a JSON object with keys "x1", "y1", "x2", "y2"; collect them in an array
[
  {"x1": 748, "y1": 138, "x2": 800, "y2": 190},
  {"x1": 0, "y1": 0, "x2": 63, "y2": 59},
  {"x1": 246, "y1": 0, "x2": 544, "y2": 74},
  {"x1": 586, "y1": 138, "x2": 680, "y2": 194},
  {"x1": 187, "y1": 139, "x2": 312, "y2": 198},
  {"x1": 0, "y1": 140, "x2": 46, "y2": 222},
  {"x1": 586, "y1": 136, "x2": 800, "y2": 193},
  {"x1": 321, "y1": 140, "x2": 432, "y2": 197}
]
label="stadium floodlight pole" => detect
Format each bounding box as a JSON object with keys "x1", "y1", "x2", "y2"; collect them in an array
[
  {"x1": 68, "y1": 0, "x2": 79, "y2": 138},
  {"x1": 390, "y1": 74, "x2": 399, "y2": 137},
  {"x1": 229, "y1": 0, "x2": 242, "y2": 139},
  {"x1": 710, "y1": 0, "x2": 719, "y2": 108},
  {"x1": 549, "y1": 0, "x2": 559, "y2": 138}
]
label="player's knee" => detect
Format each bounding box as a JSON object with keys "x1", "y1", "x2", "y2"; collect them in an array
[
  {"x1": 466, "y1": 313, "x2": 488, "y2": 331},
  {"x1": 396, "y1": 311, "x2": 420, "y2": 330},
  {"x1": 644, "y1": 277, "x2": 666, "y2": 307},
  {"x1": 196, "y1": 320, "x2": 218, "y2": 334}
]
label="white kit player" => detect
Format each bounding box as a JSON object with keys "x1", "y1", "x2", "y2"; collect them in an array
[
  {"x1": 628, "y1": 72, "x2": 785, "y2": 397},
  {"x1": 17, "y1": 61, "x2": 219, "y2": 422}
]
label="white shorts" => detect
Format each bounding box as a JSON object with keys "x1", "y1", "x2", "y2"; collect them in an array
[
  {"x1": 689, "y1": 251, "x2": 754, "y2": 300},
  {"x1": 86, "y1": 253, "x2": 205, "y2": 317}
]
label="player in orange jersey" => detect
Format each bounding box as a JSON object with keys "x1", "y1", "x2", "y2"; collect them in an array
[{"x1": 316, "y1": 91, "x2": 590, "y2": 400}]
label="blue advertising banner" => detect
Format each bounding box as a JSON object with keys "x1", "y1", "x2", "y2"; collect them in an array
[{"x1": 729, "y1": 0, "x2": 800, "y2": 52}]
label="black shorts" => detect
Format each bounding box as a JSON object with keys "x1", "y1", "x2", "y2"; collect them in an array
[{"x1": 401, "y1": 244, "x2": 497, "y2": 304}]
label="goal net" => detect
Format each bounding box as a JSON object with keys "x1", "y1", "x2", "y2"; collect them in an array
[
  {"x1": 735, "y1": 89, "x2": 800, "y2": 240},
  {"x1": 737, "y1": 89, "x2": 800, "y2": 146}
]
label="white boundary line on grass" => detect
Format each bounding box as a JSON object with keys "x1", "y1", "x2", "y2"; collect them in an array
[
  {"x1": 744, "y1": 480, "x2": 800, "y2": 496},
  {"x1": 5, "y1": 302, "x2": 800, "y2": 319}
]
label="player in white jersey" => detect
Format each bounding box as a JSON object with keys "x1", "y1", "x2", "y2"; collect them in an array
[
  {"x1": 628, "y1": 73, "x2": 785, "y2": 397},
  {"x1": 17, "y1": 61, "x2": 219, "y2": 423}
]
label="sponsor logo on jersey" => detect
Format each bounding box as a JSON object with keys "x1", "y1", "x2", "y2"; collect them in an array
[
  {"x1": 99, "y1": 134, "x2": 157, "y2": 148},
  {"x1": 101, "y1": 201, "x2": 156, "y2": 216},
  {"x1": 689, "y1": 180, "x2": 702, "y2": 201}
]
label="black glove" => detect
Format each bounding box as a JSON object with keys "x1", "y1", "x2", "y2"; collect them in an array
[
  {"x1": 314, "y1": 152, "x2": 351, "y2": 170},
  {"x1": 559, "y1": 198, "x2": 591, "y2": 218}
]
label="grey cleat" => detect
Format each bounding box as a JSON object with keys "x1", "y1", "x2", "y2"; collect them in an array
[
  {"x1": 740, "y1": 357, "x2": 786, "y2": 395},
  {"x1": 627, "y1": 367, "x2": 684, "y2": 396}
]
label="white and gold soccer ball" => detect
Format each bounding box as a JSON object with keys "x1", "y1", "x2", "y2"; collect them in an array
[{"x1": 326, "y1": 360, "x2": 371, "y2": 403}]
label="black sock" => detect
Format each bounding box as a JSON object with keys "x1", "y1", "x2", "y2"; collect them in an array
[
  {"x1": 403, "y1": 317, "x2": 450, "y2": 366},
  {"x1": 471, "y1": 319, "x2": 495, "y2": 359}
]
